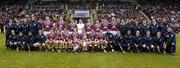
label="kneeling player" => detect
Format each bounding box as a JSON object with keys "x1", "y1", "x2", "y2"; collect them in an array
[
  {"x1": 115, "y1": 31, "x2": 125, "y2": 53},
  {"x1": 105, "y1": 29, "x2": 115, "y2": 52},
  {"x1": 25, "y1": 31, "x2": 35, "y2": 52},
  {"x1": 124, "y1": 30, "x2": 133, "y2": 52},
  {"x1": 154, "y1": 32, "x2": 164, "y2": 53},
  {"x1": 45, "y1": 31, "x2": 55, "y2": 51},
  {"x1": 33, "y1": 30, "x2": 46, "y2": 51},
  {"x1": 72, "y1": 37, "x2": 79, "y2": 53},
  {"x1": 7, "y1": 30, "x2": 17, "y2": 50},
  {"x1": 132, "y1": 31, "x2": 141, "y2": 53},
  {"x1": 142, "y1": 31, "x2": 154, "y2": 52},
  {"x1": 17, "y1": 32, "x2": 26, "y2": 51}
]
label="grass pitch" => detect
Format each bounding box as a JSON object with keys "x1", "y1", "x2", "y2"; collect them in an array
[{"x1": 0, "y1": 34, "x2": 180, "y2": 68}]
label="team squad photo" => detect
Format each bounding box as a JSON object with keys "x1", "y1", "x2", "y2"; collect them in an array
[
  {"x1": 5, "y1": 16, "x2": 176, "y2": 55},
  {"x1": 0, "y1": 0, "x2": 180, "y2": 68}
]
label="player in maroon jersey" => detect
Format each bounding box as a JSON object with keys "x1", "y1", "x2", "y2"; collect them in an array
[
  {"x1": 45, "y1": 30, "x2": 56, "y2": 51},
  {"x1": 102, "y1": 19, "x2": 109, "y2": 34},
  {"x1": 68, "y1": 19, "x2": 77, "y2": 32},
  {"x1": 88, "y1": 30, "x2": 97, "y2": 52},
  {"x1": 94, "y1": 20, "x2": 102, "y2": 32},
  {"x1": 58, "y1": 16, "x2": 66, "y2": 32},
  {"x1": 85, "y1": 19, "x2": 93, "y2": 33},
  {"x1": 82, "y1": 33, "x2": 88, "y2": 51},
  {"x1": 97, "y1": 30, "x2": 108, "y2": 52},
  {"x1": 58, "y1": 31, "x2": 66, "y2": 52},
  {"x1": 72, "y1": 34, "x2": 79, "y2": 53},
  {"x1": 76, "y1": 32, "x2": 84, "y2": 51},
  {"x1": 110, "y1": 17, "x2": 118, "y2": 35},
  {"x1": 64, "y1": 30, "x2": 73, "y2": 52},
  {"x1": 42, "y1": 17, "x2": 52, "y2": 36}
]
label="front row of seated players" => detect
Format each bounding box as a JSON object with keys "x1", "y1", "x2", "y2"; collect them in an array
[{"x1": 7, "y1": 27, "x2": 176, "y2": 55}]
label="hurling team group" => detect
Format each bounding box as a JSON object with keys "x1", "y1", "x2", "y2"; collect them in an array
[{"x1": 5, "y1": 16, "x2": 176, "y2": 55}]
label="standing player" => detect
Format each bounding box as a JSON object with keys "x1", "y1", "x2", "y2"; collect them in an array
[
  {"x1": 42, "y1": 17, "x2": 52, "y2": 36},
  {"x1": 85, "y1": 19, "x2": 93, "y2": 33},
  {"x1": 141, "y1": 20, "x2": 151, "y2": 36},
  {"x1": 77, "y1": 19, "x2": 84, "y2": 33},
  {"x1": 58, "y1": 16, "x2": 66, "y2": 32},
  {"x1": 5, "y1": 19, "x2": 15, "y2": 49},
  {"x1": 102, "y1": 19, "x2": 109, "y2": 34},
  {"x1": 110, "y1": 17, "x2": 118, "y2": 35},
  {"x1": 151, "y1": 19, "x2": 159, "y2": 37},
  {"x1": 94, "y1": 20, "x2": 102, "y2": 32},
  {"x1": 165, "y1": 27, "x2": 176, "y2": 55}
]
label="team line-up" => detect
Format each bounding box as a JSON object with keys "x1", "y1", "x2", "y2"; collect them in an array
[{"x1": 5, "y1": 17, "x2": 176, "y2": 55}]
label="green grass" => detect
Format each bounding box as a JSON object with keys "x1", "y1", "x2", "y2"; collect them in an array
[{"x1": 0, "y1": 34, "x2": 180, "y2": 68}]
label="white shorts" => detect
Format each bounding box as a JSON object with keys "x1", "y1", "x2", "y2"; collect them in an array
[
  {"x1": 110, "y1": 31, "x2": 117, "y2": 35},
  {"x1": 43, "y1": 31, "x2": 50, "y2": 36},
  {"x1": 102, "y1": 31, "x2": 107, "y2": 34},
  {"x1": 83, "y1": 42, "x2": 87, "y2": 47}
]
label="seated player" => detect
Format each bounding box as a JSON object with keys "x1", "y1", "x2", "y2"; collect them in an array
[
  {"x1": 17, "y1": 32, "x2": 26, "y2": 51},
  {"x1": 98, "y1": 30, "x2": 108, "y2": 53},
  {"x1": 65, "y1": 30, "x2": 73, "y2": 52},
  {"x1": 154, "y1": 32, "x2": 164, "y2": 53},
  {"x1": 124, "y1": 30, "x2": 133, "y2": 52},
  {"x1": 115, "y1": 31, "x2": 125, "y2": 53},
  {"x1": 45, "y1": 30, "x2": 55, "y2": 51},
  {"x1": 25, "y1": 31, "x2": 35, "y2": 52},
  {"x1": 72, "y1": 36, "x2": 79, "y2": 53},
  {"x1": 7, "y1": 30, "x2": 17, "y2": 50},
  {"x1": 88, "y1": 30, "x2": 97, "y2": 52},
  {"x1": 82, "y1": 33, "x2": 88, "y2": 51},
  {"x1": 56, "y1": 31, "x2": 65, "y2": 52},
  {"x1": 142, "y1": 31, "x2": 154, "y2": 52},
  {"x1": 77, "y1": 32, "x2": 84, "y2": 51},
  {"x1": 33, "y1": 30, "x2": 46, "y2": 51},
  {"x1": 132, "y1": 31, "x2": 141, "y2": 53}
]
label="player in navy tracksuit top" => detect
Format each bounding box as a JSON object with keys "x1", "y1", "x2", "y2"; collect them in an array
[
  {"x1": 165, "y1": 27, "x2": 176, "y2": 55},
  {"x1": 7, "y1": 30, "x2": 17, "y2": 49},
  {"x1": 25, "y1": 31, "x2": 35, "y2": 52},
  {"x1": 17, "y1": 32, "x2": 26, "y2": 51},
  {"x1": 154, "y1": 32, "x2": 164, "y2": 53},
  {"x1": 124, "y1": 30, "x2": 133, "y2": 52},
  {"x1": 133, "y1": 21, "x2": 141, "y2": 35},
  {"x1": 142, "y1": 31, "x2": 154, "y2": 52},
  {"x1": 33, "y1": 30, "x2": 46, "y2": 51},
  {"x1": 29, "y1": 19, "x2": 38, "y2": 36},
  {"x1": 115, "y1": 31, "x2": 125, "y2": 53},
  {"x1": 105, "y1": 29, "x2": 115, "y2": 52},
  {"x1": 132, "y1": 30, "x2": 141, "y2": 53},
  {"x1": 141, "y1": 20, "x2": 151, "y2": 37},
  {"x1": 22, "y1": 19, "x2": 29, "y2": 35},
  {"x1": 5, "y1": 20, "x2": 15, "y2": 48},
  {"x1": 150, "y1": 19, "x2": 159, "y2": 37}
]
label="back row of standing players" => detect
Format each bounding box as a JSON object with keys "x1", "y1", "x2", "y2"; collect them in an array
[{"x1": 5, "y1": 16, "x2": 176, "y2": 55}]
